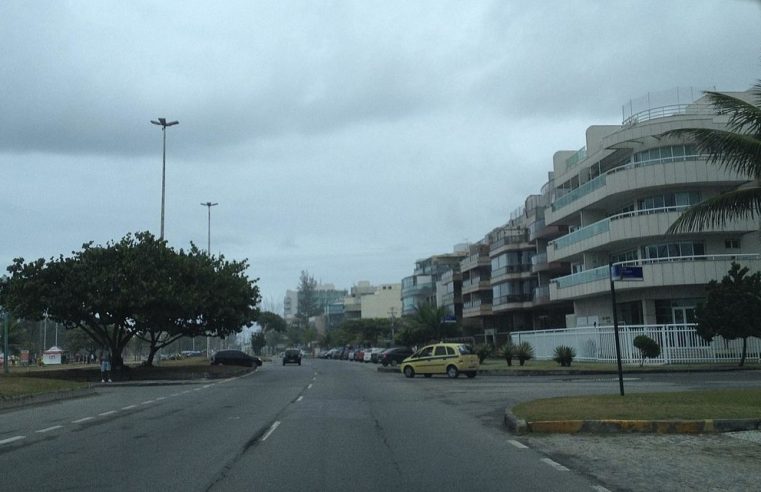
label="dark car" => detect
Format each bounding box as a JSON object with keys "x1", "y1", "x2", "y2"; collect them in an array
[
  {"x1": 379, "y1": 347, "x2": 414, "y2": 367},
  {"x1": 283, "y1": 348, "x2": 302, "y2": 366},
  {"x1": 211, "y1": 350, "x2": 262, "y2": 368}
]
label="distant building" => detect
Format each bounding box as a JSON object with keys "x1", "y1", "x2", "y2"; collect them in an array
[{"x1": 401, "y1": 247, "x2": 468, "y2": 316}]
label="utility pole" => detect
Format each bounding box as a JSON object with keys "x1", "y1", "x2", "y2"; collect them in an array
[{"x1": 150, "y1": 117, "x2": 179, "y2": 240}]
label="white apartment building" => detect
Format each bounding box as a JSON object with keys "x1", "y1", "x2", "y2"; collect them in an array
[{"x1": 544, "y1": 88, "x2": 761, "y2": 327}]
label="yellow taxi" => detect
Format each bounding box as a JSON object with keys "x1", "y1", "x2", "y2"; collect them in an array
[{"x1": 400, "y1": 342, "x2": 479, "y2": 379}]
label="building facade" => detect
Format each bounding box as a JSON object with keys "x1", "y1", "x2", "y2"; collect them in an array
[{"x1": 544, "y1": 88, "x2": 761, "y2": 327}]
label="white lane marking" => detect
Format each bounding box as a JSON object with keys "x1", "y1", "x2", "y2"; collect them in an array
[
  {"x1": 36, "y1": 425, "x2": 63, "y2": 434},
  {"x1": 141, "y1": 400, "x2": 155, "y2": 405},
  {"x1": 541, "y1": 458, "x2": 569, "y2": 472},
  {"x1": 181, "y1": 390, "x2": 191, "y2": 394},
  {"x1": 261, "y1": 421, "x2": 281, "y2": 442},
  {"x1": 193, "y1": 387, "x2": 203, "y2": 391},
  {"x1": 307, "y1": 383, "x2": 313, "y2": 389},
  {"x1": 508, "y1": 440, "x2": 528, "y2": 449},
  {"x1": 155, "y1": 397, "x2": 167, "y2": 401},
  {"x1": 0, "y1": 436, "x2": 26, "y2": 445},
  {"x1": 122, "y1": 405, "x2": 137, "y2": 410},
  {"x1": 203, "y1": 384, "x2": 212, "y2": 389},
  {"x1": 98, "y1": 410, "x2": 117, "y2": 417},
  {"x1": 296, "y1": 396, "x2": 304, "y2": 402},
  {"x1": 72, "y1": 417, "x2": 94, "y2": 424},
  {"x1": 592, "y1": 486, "x2": 612, "y2": 492},
  {"x1": 170, "y1": 393, "x2": 180, "y2": 397}
]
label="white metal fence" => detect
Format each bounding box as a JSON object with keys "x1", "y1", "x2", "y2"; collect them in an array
[{"x1": 505, "y1": 325, "x2": 761, "y2": 365}]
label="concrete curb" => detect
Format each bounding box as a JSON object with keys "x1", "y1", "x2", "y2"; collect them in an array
[
  {"x1": 503, "y1": 410, "x2": 761, "y2": 434},
  {"x1": 0, "y1": 387, "x2": 97, "y2": 411}
]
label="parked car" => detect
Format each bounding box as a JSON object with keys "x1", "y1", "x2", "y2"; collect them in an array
[
  {"x1": 400, "y1": 343, "x2": 479, "y2": 379},
  {"x1": 211, "y1": 350, "x2": 262, "y2": 368},
  {"x1": 283, "y1": 348, "x2": 302, "y2": 366},
  {"x1": 354, "y1": 349, "x2": 365, "y2": 362},
  {"x1": 379, "y1": 347, "x2": 414, "y2": 367},
  {"x1": 366, "y1": 347, "x2": 385, "y2": 363}
]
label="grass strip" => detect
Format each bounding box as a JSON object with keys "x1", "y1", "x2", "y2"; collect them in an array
[
  {"x1": 512, "y1": 389, "x2": 761, "y2": 421},
  {"x1": 479, "y1": 359, "x2": 760, "y2": 372},
  {"x1": 0, "y1": 376, "x2": 87, "y2": 399}
]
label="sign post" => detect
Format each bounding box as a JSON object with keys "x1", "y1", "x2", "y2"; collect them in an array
[{"x1": 609, "y1": 262, "x2": 644, "y2": 396}]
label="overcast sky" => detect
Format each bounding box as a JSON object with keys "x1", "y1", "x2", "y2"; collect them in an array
[{"x1": 1, "y1": 1, "x2": 760, "y2": 309}]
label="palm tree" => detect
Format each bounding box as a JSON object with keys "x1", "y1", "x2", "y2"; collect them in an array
[{"x1": 667, "y1": 81, "x2": 761, "y2": 233}]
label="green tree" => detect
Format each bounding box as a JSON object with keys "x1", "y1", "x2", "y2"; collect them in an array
[
  {"x1": 257, "y1": 311, "x2": 287, "y2": 334},
  {"x1": 250, "y1": 331, "x2": 266, "y2": 354},
  {"x1": 0, "y1": 232, "x2": 261, "y2": 368},
  {"x1": 667, "y1": 83, "x2": 761, "y2": 233},
  {"x1": 296, "y1": 270, "x2": 319, "y2": 330},
  {"x1": 695, "y1": 262, "x2": 761, "y2": 366}
]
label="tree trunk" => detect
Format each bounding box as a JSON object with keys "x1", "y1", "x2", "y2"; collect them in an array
[
  {"x1": 145, "y1": 347, "x2": 158, "y2": 367},
  {"x1": 740, "y1": 337, "x2": 747, "y2": 367}
]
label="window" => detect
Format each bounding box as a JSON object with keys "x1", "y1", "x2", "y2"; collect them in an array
[
  {"x1": 612, "y1": 249, "x2": 638, "y2": 263},
  {"x1": 434, "y1": 346, "x2": 446, "y2": 356},
  {"x1": 446, "y1": 346, "x2": 455, "y2": 356},
  {"x1": 725, "y1": 239, "x2": 740, "y2": 249},
  {"x1": 418, "y1": 347, "x2": 433, "y2": 357},
  {"x1": 642, "y1": 241, "x2": 704, "y2": 260}
]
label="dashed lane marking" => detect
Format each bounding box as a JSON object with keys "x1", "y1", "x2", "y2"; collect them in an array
[
  {"x1": 261, "y1": 421, "x2": 281, "y2": 442},
  {"x1": 98, "y1": 410, "x2": 118, "y2": 417},
  {"x1": 508, "y1": 440, "x2": 528, "y2": 449},
  {"x1": 592, "y1": 486, "x2": 612, "y2": 492},
  {"x1": 155, "y1": 397, "x2": 167, "y2": 401},
  {"x1": 0, "y1": 436, "x2": 26, "y2": 445},
  {"x1": 36, "y1": 426, "x2": 63, "y2": 434},
  {"x1": 122, "y1": 405, "x2": 137, "y2": 410},
  {"x1": 307, "y1": 383, "x2": 313, "y2": 389},
  {"x1": 72, "y1": 417, "x2": 94, "y2": 424},
  {"x1": 141, "y1": 400, "x2": 155, "y2": 405},
  {"x1": 541, "y1": 458, "x2": 570, "y2": 472},
  {"x1": 296, "y1": 396, "x2": 304, "y2": 402}
]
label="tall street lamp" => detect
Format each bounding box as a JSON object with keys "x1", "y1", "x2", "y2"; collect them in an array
[
  {"x1": 150, "y1": 117, "x2": 179, "y2": 240},
  {"x1": 201, "y1": 202, "x2": 219, "y2": 254},
  {"x1": 201, "y1": 201, "x2": 218, "y2": 358}
]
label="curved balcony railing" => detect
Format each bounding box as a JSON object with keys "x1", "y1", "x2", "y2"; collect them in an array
[
  {"x1": 551, "y1": 153, "x2": 704, "y2": 212},
  {"x1": 622, "y1": 103, "x2": 715, "y2": 127},
  {"x1": 492, "y1": 264, "x2": 532, "y2": 277},
  {"x1": 550, "y1": 205, "x2": 691, "y2": 251},
  {"x1": 493, "y1": 294, "x2": 532, "y2": 306}
]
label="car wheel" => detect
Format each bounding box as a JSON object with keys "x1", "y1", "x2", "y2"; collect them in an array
[
  {"x1": 403, "y1": 366, "x2": 415, "y2": 378},
  {"x1": 298, "y1": 361, "x2": 301, "y2": 366},
  {"x1": 382, "y1": 360, "x2": 388, "y2": 367},
  {"x1": 390, "y1": 360, "x2": 398, "y2": 367},
  {"x1": 446, "y1": 365, "x2": 459, "y2": 379},
  {"x1": 466, "y1": 371, "x2": 476, "y2": 378},
  {"x1": 423, "y1": 373, "x2": 432, "y2": 378}
]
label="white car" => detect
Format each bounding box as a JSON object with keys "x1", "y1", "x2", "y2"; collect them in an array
[{"x1": 364, "y1": 348, "x2": 384, "y2": 363}]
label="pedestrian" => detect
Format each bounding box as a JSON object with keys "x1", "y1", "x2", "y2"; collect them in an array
[{"x1": 99, "y1": 349, "x2": 112, "y2": 383}]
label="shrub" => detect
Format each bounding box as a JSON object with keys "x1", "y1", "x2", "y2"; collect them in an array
[
  {"x1": 514, "y1": 341, "x2": 534, "y2": 366},
  {"x1": 553, "y1": 345, "x2": 576, "y2": 367},
  {"x1": 475, "y1": 344, "x2": 494, "y2": 364},
  {"x1": 633, "y1": 335, "x2": 661, "y2": 366},
  {"x1": 501, "y1": 342, "x2": 515, "y2": 366}
]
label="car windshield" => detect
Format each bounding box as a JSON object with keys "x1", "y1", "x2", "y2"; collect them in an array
[{"x1": 3, "y1": 3, "x2": 758, "y2": 490}]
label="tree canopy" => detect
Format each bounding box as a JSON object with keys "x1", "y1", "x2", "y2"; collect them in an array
[
  {"x1": 667, "y1": 82, "x2": 761, "y2": 233},
  {"x1": 0, "y1": 232, "x2": 261, "y2": 367},
  {"x1": 695, "y1": 262, "x2": 761, "y2": 366}
]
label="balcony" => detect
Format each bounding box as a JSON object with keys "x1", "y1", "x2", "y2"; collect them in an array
[
  {"x1": 547, "y1": 207, "x2": 758, "y2": 263},
  {"x1": 441, "y1": 292, "x2": 461, "y2": 305},
  {"x1": 533, "y1": 286, "x2": 550, "y2": 305},
  {"x1": 462, "y1": 277, "x2": 491, "y2": 294},
  {"x1": 531, "y1": 252, "x2": 566, "y2": 273},
  {"x1": 461, "y1": 254, "x2": 490, "y2": 271},
  {"x1": 549, "y1": 254, "x2": 761, "y2": 301},
  {"x1": 530, "y1": 218, "x2": 568, "y2": 241},
  {"x1": 492, "y1": 294, "x2": 532, "y2": 311},
  {"x1": 547, "y1": 155, "x2": 747, "y2": 223},
  {"x1": 491, "y1": 264, "x2": 532, "y2": 283},
  {"x1": 489, "y1": 232, "x2": 530, "y2": 255},
  {"x1": 463, "y1": 299, "x2": 493, "y2": 318}
]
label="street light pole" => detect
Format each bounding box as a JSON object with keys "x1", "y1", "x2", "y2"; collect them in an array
[
  {"x1": 201, "y1": 202, "x2": 219, "y2": 255},
  {"x1": 201, "y1": 201, "x2": 218, "y2": 359},
  {"x1": 150, "y1": 117, "x2": 179, "y2": 240}
]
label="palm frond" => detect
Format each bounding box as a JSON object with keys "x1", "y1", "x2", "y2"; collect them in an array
[
  {"x1": 703, "y1": 83, "x2": 761, "y2": 135},
  {"x1": 677, "y1": 128, "x2": 761, "y2": 178},
  {"x1": 666, "y1": 186, "x2": 761, "y2": 234}
]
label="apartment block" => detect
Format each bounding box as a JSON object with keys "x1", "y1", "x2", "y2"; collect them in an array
[
  {"x1": 401, "y1": 248, "x2": 468, "y2": 316},
  {"x1": 544, "y1": 88, "x2": 761, "y2": 327}
]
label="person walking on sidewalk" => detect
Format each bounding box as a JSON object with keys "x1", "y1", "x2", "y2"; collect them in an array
[{"x1": 99, "y1": 349, "x2": 112, "y2": 383}]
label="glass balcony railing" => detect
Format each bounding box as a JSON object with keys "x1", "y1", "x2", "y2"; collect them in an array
[
  {"x1": 553, "y1": 266, "x2": 610, "y2": 289},
  {"x1": 492, "y1": 264, "x2": 531, "y2": 277},
  {"x1": 493, "y1": 294, "x2": 532, "y2": 306},
  {"x1": 531, "y1": 253, "x2": 547, "y2": 266},
  {"x1": 550, "y1": 205, "x2": 690, "y2": 251},
  {"x1": 551, "y1": 153, "x2": 704, "y2": 212}
]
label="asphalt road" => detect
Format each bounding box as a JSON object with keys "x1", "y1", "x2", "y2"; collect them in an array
[
  {"x1": 1, "y1": 360, "x2": 604, "y2": 492},
  {"x1": 2, "y1": 361, "x2": 760, "y2": 491}
]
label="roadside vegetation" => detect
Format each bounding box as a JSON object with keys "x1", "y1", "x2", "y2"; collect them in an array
[
  {"x1": 513, "y1": 389, "x2": 761, "y2": 421},
  {"x1": 0, "y1": 376, "x2": 87, "y2": 399}
]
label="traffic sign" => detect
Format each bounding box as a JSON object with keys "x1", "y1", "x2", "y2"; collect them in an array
[{"x1": 610, "y1": 265, "x2": 644, "y2": 281}]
